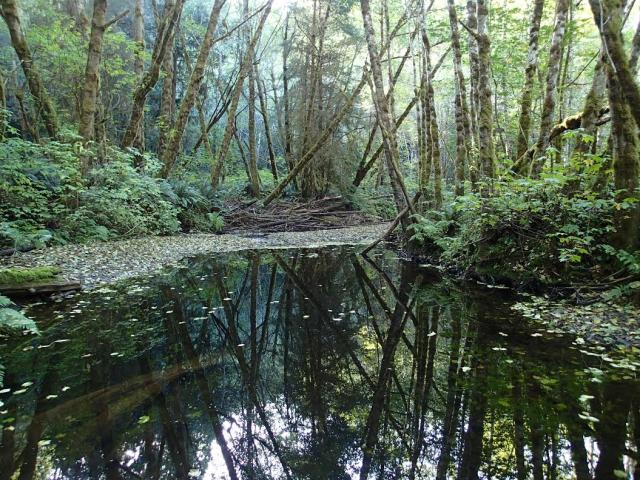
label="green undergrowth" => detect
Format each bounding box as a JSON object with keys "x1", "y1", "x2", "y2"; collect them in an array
[
  {"x1": 0, "y1": 137, "x2": 225, "y2": 250},
  {"x1": 0, "y1": 294, "x2": 38, "y2": 387},
  {"x1": 0, "y1": 266, "x2": 61, "y2": 285},
  {"x1": 409, "y1": 167, "x2": 640, "y2": 298}
]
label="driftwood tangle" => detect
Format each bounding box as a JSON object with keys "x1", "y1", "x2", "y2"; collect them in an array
[{"x1": 223, "y1": 196, "x2": 379, "y2": 234}]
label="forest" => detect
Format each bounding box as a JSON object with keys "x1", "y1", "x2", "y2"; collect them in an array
[{"x1": 0, "y1": 0, "x2": 640, "y2": 478}]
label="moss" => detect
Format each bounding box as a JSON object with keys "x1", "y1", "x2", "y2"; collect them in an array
[{"x1": 0, "y1": 266, "x2": 61, "y2": 285}]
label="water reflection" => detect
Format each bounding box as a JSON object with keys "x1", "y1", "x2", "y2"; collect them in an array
[{"x1": 0, "y1": 247, "x2": 638, "y2": 479}]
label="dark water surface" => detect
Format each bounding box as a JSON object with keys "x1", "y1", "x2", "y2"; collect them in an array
[{"x1": 0, "y1": 246, "x2": 638, "y2": 479}]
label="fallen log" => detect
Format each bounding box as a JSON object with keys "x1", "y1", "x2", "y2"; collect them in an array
[{"x1": 0, "y1": 279, "x2": 81, "y2": 297}]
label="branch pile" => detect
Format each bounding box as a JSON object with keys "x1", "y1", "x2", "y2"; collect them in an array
[{"x1": 222, "y1": 196, "x2": 380, "y2": 233}]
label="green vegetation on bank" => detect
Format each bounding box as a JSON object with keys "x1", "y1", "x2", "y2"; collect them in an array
[
  {"x1": 409, "y1": 150, "x2": 640, "y2": 294},
  {"x1": 0, "y1": 137, "x2": 224, "y2": 250},
  {"x1": 0, "y1": 266, "x2": 60, "y2": 285}
]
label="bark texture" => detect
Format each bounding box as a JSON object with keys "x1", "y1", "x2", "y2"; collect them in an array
[
  {"x1": 159, "y1": 0, "x2": 226, "y2": 178},
  {"x1": 0, "y1": 0, "x2": 59, "y2": 138},
  {"x1": 476, "y1": 0, "x2": 495, "y2": 184},
  {"x1": 515, "y1": 0, "x2": 545, "y2": 160},
  {"x1": 132, "y1": 0, "x2": 145, "y2": 151},
  {"x1": 210, "y1": 1, "x2": 273, "y2": 188},
  {"x1": 121, "y1": 0, "x2": 184, "y2": 148},
  {"x1": 360, "y1": 0, "x2": 411, "y2": 226},
  {"x1": 592, "y1": 0, "x2": 640, "y2": 249},
  {"x1": 447, "y1": 0, "x2": 470, "y2": 196},
  {"x1": 531, "y1": 0, "x2": 570, "y2": 176},
  {"x1": 79, "y1": 0, "x2": 107, "y2": 141}
]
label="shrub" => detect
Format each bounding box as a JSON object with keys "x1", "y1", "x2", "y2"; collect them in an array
[
  {"x1": 0, "y1": 138, "x2": 231, "y2": 246},
  {"x1": 410, "y1": 167, "x2": 636, "y2": 285}
]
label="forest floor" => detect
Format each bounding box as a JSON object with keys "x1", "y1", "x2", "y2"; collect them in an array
[{"x1": 0, "y1": 223, "x2": 390, "y2": 289}]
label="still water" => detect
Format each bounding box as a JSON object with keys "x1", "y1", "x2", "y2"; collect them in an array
[{"x1": 0, "y1": 246, "x2": 638, "y2": 479}]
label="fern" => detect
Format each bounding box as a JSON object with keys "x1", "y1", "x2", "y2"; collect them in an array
[{"x1": 0, "y1": 295, "x2": 38, "y2": 334}]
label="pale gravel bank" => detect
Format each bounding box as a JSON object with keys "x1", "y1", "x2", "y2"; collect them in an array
[{"x1": 0, "y1": 223, "x2": 390, "y2": 289}]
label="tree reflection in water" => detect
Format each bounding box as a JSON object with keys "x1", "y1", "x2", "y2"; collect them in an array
[{"x1": 0, "y1": 246, "x2": 638, "y2": 479}]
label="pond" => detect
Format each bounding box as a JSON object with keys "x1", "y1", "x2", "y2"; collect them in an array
[{"x1": 0, "y1": 246, "x2": 638, "y2": 479}]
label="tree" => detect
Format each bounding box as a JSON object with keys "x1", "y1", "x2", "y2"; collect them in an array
[
  {"x1": 475, "y1": 0, "x2": 495, "y2": 185},
  {"x1": 447, "y1": 0, "x2": 472, "y2": 196},
  {"x1": 359, "y1": 0, "x2": 412, "y2": 227},
  {"x1": 244, "y1": 0, "x2": 260, "y2": 196},
  {"x1": 515, "y1": 0, "x2": 545, "y2": 160},
  {"x1": 210, "y1": 1, "x2": 273, "y2": 188},
  {"x1": 0, "y1": 0, "x2": 59, "y2": 138},
  {"x1": 589, "y1": 0, "x2": 640, "y2": 129},
  {"x1": 589, "y1": 0, "x2": 640, "y2": 250},
  {"x1": 530, "y1": 0, "x2": 570, "y2": 177},
  {"x1": 78, "y1": 0, "x2": 128, "y2": 142},
  {"x1": 121, "y1": 0, "x2": 184, "y2": 149},
  {"x1": 132, "y1": 0, "x2": 145, "y2": 152},
  {"x1": 159, "y1": 0, "x2": 226, "y2": 178}
]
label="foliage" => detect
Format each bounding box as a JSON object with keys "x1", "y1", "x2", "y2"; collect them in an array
[
  {"x1": 0, "y1": 266, "x2": 60, "y2": 286},
  {"x1": 0, "y1": 294, "x2": 38, "y2": 387},
  {"x1": 410, "y1": 164, "x2": 637, "y2": 285},
  {"x1": 0, "y1": 138, "x2": 225, "y2": 248},
  {"x1": 0, "y1": 296, "x2": 37, "y2": 335}
]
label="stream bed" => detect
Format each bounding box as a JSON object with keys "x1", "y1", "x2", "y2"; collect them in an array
[{"x1": 0, "y1": 245, "x2": 638, "y2": 479}]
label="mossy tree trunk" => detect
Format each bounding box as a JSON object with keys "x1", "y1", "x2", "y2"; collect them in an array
[
  {"x1": 159, "y1": 0, "x2": 226, "y2": 179},
  {"x1": 515, "y1": 0, "x2": 545, "y2": 160},
  {"x1": 132, "y1": 0, "x2": 145, "y2": 152},
  {"x1": 79, "y1": 0, "x2": 128, "y2": 143},
  {"x1": 589, "y1": 0, "x2": 640, "y2": 132},
  {"x1": 121, "y1": 0, "x2": 184, "y2": 149},
  {"x1": 245, "y1": 0, "x2": 260, "y2": 196},
  {"x1": 79, "y1": 0, "x2": 106, "y2": 142},
  {"x1": 157, "y1": 0, "x2": 177, "y2": 157},
  {"x1": 210, "y1": 1, "x2": 273, "y2": 188},
  {"x1": 531, "y1": 0, "x2": 570, "y2": 177},
  {"x1": 476, "y1": 0, "x2": 495, "y2": 187},
  {"x1": 0, "y1": 0, "x2": 59, "y2": 139},
  {"x1": 360, "y1": 0, "x2": 411, "y2": 228},
  {"x1": 447, "y1": 0, "x2": 471, "y2": 197},
  {"x1": 466, "y1": 0, "x2": 480, "y2": 147},
  {"x1": 590, "y1": 0, "x2": 640, "y2": 250}
]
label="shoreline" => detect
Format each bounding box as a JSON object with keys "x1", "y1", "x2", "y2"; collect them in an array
[{"x1": 0, "y1": 223, "x2": 390, "y2": 289}]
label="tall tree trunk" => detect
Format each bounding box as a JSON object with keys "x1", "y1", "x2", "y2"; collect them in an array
[
  {"x1": 531, "y1": 0, "x2": 570, "y2": 176},
  {"x1": 0, "y1": 0, "x2": 59, "y2": 138},
  {"x1": 245, "y1": 0, "x2": 260, "y2": 196},
  {"x1": 157, "y1": 0, "x2": 177, "y2": 157},
  {"x1": 466, "y1": 0, "x2": 480, "y2": 146},
  {"x1": 476, "y1": 0, "x2": 495, "y2": 185},
  {"x1": 257, "y1": 74, "x2": 278, "y2": 182},
  {"x1": 79, "y1": 0, "x2": 107, "y2": 141},
  {"x1": 515, "y1": 0, "x2": 545, "y2": 160},
  {"x1": 594, "y1": 0, "x2": 640, "y2": 250},
  {"x1": 159, "y1": 0, "x2": 226, "y2": 178},
  {"x1": 418, "y1": 56, "x2": 431, "y2": 204},
  {"x1": 589, "y1": 0, "x2": 640, "y2": 130},
  {"x1": 0, "y1": 69, "x2": 6, "y2": 140},
  {"x1": 282, "y1": 13, "x2": 294, "y2": 180},
  {"x1": 121, "y1": 0, "x2": 184, "y2": 148},
  {"x1": 132, "y1": 0, "x2": 145, "y2": 152},
  {"x1": 360, "y1": 0, "x2": 411, "y2": 228},
  {"x1": 422, "y1": 29, "x2": 443, "y2": 208},
  {"x1": 210, "y1": 1, "x2": 273, "y2": 188},
  {"x1": 447, "y1": 0, "x2": 471, "y2": 196}
]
